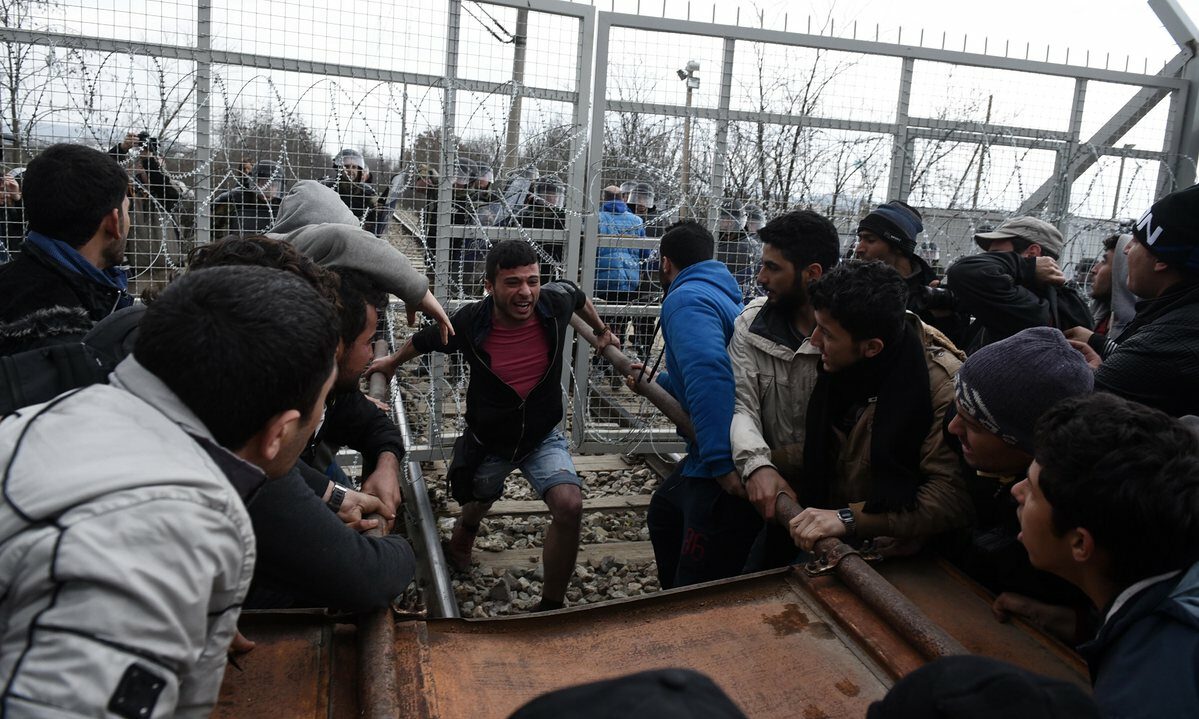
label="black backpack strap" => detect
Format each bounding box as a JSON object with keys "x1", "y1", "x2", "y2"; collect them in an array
[
  {"x1": 83, "y1": 304, "x2": 146, "y2": 365},
  {"x1": 0, "y1": 344, "x2": 105, "y2": 417}
]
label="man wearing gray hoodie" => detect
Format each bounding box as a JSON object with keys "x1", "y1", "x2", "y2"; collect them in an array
[{"x1": 266, "y1": 179, "x2": 452, "y2": 342}]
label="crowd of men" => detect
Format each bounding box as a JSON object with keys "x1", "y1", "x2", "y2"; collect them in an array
[{"x1": 0, "y1": 140, "x2": 1196, "y2": 717}]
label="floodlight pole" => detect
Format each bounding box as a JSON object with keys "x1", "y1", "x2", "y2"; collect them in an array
[
  {"x1": 502, "y1": 9, "x2": 529, "y2": 175},
  {"x1": 679, "y1": 61, "x2": 699, "y2": 219}
]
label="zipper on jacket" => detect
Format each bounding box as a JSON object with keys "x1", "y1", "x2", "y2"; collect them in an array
[{"x1": 467, "y1": 305, "x2": 562, "y2": 463}]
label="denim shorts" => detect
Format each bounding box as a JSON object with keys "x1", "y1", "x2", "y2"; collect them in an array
[{"x1": 471, "y1": 429, "x2": 582, "y2": 502}]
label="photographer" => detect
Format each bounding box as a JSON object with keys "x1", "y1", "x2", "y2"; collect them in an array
[
  {"x1": 108, "y1": 131, "x2": 181, "y2": 213},
  {"x1": 945, "y1": 217, "x2": 1092, "y2": 354}
]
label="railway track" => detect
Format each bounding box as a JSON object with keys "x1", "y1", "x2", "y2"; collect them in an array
[
  {"x1": 214, "y1": 243, "x2": 1091, "y2": 717},
  {"x1": 226, "y1": 344, "x2": 1086, "y2": 705}
]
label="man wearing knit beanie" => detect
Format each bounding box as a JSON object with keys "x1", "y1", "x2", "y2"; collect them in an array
[
  {"x1": 946, "y1": 326, "x2": 1093, "y2": 643},
  {"x1": 946, "y1": 216, "x2": 1093, "y2": 354},
  {"x1": 854, "y1": 201, "x2": 964, "y2": 345},
  {"x1": 1073, "y1": 184, "x2": 1199, "y2": 417}
]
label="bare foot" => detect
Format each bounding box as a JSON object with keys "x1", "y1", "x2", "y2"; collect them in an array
[
  {"x1": 443, "y1": 521, "x2": 477, "y2": 572},
  {"x1": 230, "y1": 630, "x2": 256, "y2": 654}
]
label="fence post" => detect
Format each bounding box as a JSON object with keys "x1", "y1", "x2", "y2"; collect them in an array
[
  {"x1": 195, "y1": 0, "x2": 212, "y2": 246},
  {"x1": 707, "y1": 37, "x2": 736, "y2": 232},
  {"x1": 886, "y1": 57, "x2": 915, "y2": 203}
]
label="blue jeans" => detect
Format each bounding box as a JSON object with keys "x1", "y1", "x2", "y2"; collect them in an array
[{"x1": 471, "y1": 429, "x2": 582, "y2": 502}]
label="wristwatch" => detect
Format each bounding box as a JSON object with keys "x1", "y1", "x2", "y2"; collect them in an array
[
  {"x1": 836, "y1": 508, "x2": 856, "y2": 537},
  {"x1": 593, "y1": 324, "x2": 611, "y2": 338},
  {"x1": 327, "y1": 484, "x2": 348, "y2": 512}
]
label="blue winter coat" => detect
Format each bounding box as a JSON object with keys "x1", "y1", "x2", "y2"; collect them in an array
[
  {"x1": 653, "y1": 260, "x2": 742, "y2": 479},
  {"x1": 1078, "y1": 561, "x2": 1199, "y2": 718},
  {"x1": 595, "y1": 200, "x2": 646, "y2": 294}
]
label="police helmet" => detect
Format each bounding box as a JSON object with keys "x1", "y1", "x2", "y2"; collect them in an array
[
  {"x1": 717, "y1": 199, "x2": 746, "y2": 233},
  {"x1": 628, "y1": 182, "x2": 655, "y2": 211},
  {"x1": 743, "y1": 203, "x2": 766, "y2": 233}
]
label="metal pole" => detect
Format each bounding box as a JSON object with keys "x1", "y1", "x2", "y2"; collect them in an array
[
  {"x1": 369, "y1": 335, "x2": 459, "y2": 620},
  {"x1": 195, "y1": 0, "x2": 212, "y2": 245},
  {"x1": 569, "y1": 315, "x2": 695, "y2": 440},
  {"x1": 886, "y1": 57, "x2": 915, "y2": 202},
  {"x1": 971, "y1": 95, "x2": 992, "y2": 211},
  {"x1": 680, "y1": 77, "x2": 694, "y2": 219},
  {"x1": 574, "y1": 8, "x2": 605, "y2": 447},
  {"x1": 1112, "y1": 144, "x2": 1134, "y2": 219},
  {"x1": 356, "y1": 339, "x2": 403, "y2": 719},
  {"x1": 774, "y1": 494, "x2": 968, "y2": 660},
  {"x1": 431, "y1": 0, "x2": 464, "y2": 451},
  {"x1": 502, "y1": 9, "x2": 529, "y2": 175},
  {"x1": 708, "y1": 38, "x2": 735, "y2": 233}
]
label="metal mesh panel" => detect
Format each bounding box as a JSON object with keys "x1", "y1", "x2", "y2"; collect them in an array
[{"x1": 0, "y1": 0, "x2": 1192, "y2": 456}]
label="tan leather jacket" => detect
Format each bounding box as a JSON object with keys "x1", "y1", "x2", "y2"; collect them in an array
[{"x1": 833, "y1": 317, "x2": 973, "y2": 539}]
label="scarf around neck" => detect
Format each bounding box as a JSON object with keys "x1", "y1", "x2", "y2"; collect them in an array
[
  {"x1": 26, "y1": 230, "x2": 130, "y2": 293},
  {"x1": 801, "y1": 320, "x2": 933, "y2": 513}
]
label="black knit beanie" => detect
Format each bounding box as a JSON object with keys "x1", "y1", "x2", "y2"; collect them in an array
[
  {"x1": 857, "y1": 201, "x2": 924, "y2": 256},
  {"x1": 1134, "y1": 183, "x2": 1199, "y2": 272}
]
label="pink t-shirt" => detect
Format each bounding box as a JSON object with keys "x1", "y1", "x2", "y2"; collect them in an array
[{"x1": 483, "y1": 316, "x2": 550, "y2": 399}]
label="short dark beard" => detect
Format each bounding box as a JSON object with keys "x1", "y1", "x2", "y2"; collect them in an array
[{"x1": 770, "y1": 277, "x2": 809, "y2": 316}]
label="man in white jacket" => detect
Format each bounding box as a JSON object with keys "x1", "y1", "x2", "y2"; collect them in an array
[{"x1": 0, "y1": 265, "x2": 339, "y2": 718}]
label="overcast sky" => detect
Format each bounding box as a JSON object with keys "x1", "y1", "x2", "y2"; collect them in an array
[{"x1": 593, "y1": 0, "x2": 1197, "y2": 73}]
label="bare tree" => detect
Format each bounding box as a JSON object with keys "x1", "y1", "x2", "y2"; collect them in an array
[
  {"x1": 0, "y1": 0, "x2": 66, "y2": 164},
  {"x1": 215, "y1": 107, "x2": 331, "y2": 183}
]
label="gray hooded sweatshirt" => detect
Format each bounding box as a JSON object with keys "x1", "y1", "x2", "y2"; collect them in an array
[{"x1": 266, "y1": 180, "x2": 428, "y2": 304}]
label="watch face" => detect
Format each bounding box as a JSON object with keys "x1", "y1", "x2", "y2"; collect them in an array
[{"x1": 837, "y1": 508, "x2": 854, "y2": 524}]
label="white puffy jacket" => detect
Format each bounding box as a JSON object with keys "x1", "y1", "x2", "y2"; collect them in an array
[{"x1": 0, "y1": 357, "x2": 258, "y2": 718}]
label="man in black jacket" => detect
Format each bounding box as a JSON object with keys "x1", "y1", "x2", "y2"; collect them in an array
[
  {"x1": 946, "y1": 216, "x2": 1092, "y2": 353},
  {"x1": 299, "y1": 267, "x2": 406, "y2": 527},
  {"x1": 0, "y1": 143, "x2": 134, "y2": 354},
  {"x1": 183, "y1": 236, "x2": 416, "y2": 612},
  {"x1": 371, "y1": 240, "x2": 617, "y2": 611},
  {"x1": 1069, "y1": 185, "x2": 1199, "y2": 416}
]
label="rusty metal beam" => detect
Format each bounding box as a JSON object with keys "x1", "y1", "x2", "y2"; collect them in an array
[
  {"x1": 570, "y1": 314, "x2": 695, "y2": 441},
  {"x1": 356, "y1": 609, "x2": 399, "y2": 719},
  {"x1": 355, "y1": 340, "x2": 403, "y2": 718},
  {"x1": 775, "y1": 494, "x2": 968, "y2": 660}
]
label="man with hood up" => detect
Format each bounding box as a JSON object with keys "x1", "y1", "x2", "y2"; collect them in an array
[
  {"x1": 264, "y1": 179, "x2": 451, "y2": 341},
  {"x1": 627, "y1": 221, "x2": 760, "y2": 588}
]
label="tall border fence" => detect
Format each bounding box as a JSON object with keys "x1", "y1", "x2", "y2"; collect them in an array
[{"x1": 1, "y1": 0, "x2": 1195, "y2": 456}]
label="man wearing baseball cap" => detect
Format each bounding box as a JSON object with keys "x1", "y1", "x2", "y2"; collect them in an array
[
  {"x1": 946, "y1": 216, "x2": 1092, "y2": 353},
  {"x1": 1075, "y1": 185, "x2": 1199, "y2": 417}
]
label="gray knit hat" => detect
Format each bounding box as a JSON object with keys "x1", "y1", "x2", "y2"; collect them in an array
[{"x1": 954, "y1": 327, "x2": 1094, "y2": 454}]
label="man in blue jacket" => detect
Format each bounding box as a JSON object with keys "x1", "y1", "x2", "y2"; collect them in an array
[
  {"x1": 1013, "y1": 392, "x2": 1199, "y2": 717},
  {"x1": 630, "y1": 221, "x2": 761, "y2": 588}
]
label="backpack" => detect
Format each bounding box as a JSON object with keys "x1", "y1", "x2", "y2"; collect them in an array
[{"x1": 0, "y1": 304, "x2": 144, "y2": 416}]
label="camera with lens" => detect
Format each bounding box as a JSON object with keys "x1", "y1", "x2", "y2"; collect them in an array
[
  {"x1": 136, "y1": 131, "x2": 159, "y2": 155},
  {"x1": 921, "y1": 284, "x2": 958, "y2": 312}
]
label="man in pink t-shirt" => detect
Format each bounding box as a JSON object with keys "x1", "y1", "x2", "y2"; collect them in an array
[{"x1": 373, "y1": 240, "x2": 618, "y2": 611}]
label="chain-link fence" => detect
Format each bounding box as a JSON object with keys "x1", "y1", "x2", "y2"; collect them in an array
[{"x1": 1, "y1": 0, "x2": 1193, "y2": 456}]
